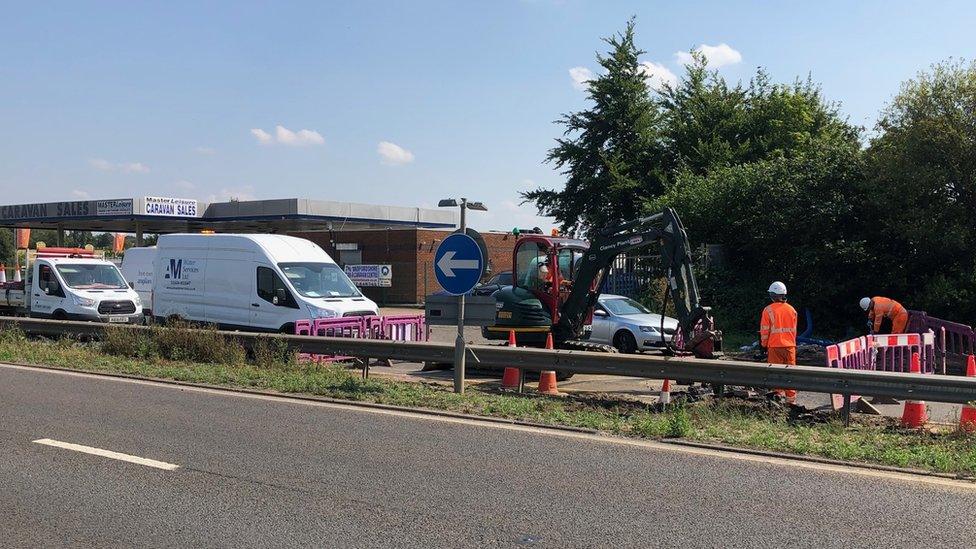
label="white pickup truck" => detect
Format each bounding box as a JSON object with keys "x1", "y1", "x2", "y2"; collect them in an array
[{"x1": 0, "y1": 249, "x2": 144, "y2": 323}]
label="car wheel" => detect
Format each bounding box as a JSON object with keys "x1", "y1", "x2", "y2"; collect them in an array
[{"x1": 613, "y1": 330, "x2": 638, "y2": 354}]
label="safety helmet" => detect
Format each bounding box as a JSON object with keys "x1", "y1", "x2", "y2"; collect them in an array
[
  {"x1": 859, "y1": 297, "x2": 871, "y2": 311},
  {"x1": 767, "y1": 281, "x2": 787, "y2": 296}
]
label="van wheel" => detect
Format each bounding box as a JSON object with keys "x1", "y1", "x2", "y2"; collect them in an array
[
  {"x1": 52, "y1": 310, "x2": 68, "y2": 320},
  {"x1": 166, "y1": 315, "x2": 183, "y2": 325},
  {"x1": 280, "y1": 323, "x2": 295, "y2": 334}
]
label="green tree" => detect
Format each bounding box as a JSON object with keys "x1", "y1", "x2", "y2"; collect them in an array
[
  {"x1": 523, "y1": 18, "x2": 665, "y2": 233},
  {"x1": 865, "y1": 59, "x2": 976, "y2": 320},
  {"x1": 0, "y1": 228, "x2": 13, "y2": 264},
  {"x1": 651, "y1": 61, "x2": 868, "y2": 332}
]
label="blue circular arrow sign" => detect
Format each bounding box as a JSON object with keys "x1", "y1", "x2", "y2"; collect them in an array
[{"x1": 434, "y1": 233, "x2": 485, "y2": 295}]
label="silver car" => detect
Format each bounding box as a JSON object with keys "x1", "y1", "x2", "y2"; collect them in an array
[{"x1": 589, "y1": 294, "x2": 679, "y2": 353}]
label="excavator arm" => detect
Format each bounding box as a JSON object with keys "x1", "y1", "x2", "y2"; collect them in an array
[{"x1": 553, "y1": 208, "x2": 722, "y2": 358}]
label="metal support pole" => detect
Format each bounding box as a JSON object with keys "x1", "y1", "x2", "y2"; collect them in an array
[
  {"x1": 842, "y1": 393, "x2": 851, "y2": 426},
  {"x1": 135, "y1": 222, "x2": 143, "y2": 247},
  {"x1": 56, "y1": 224, "x2": 64, "y2": 247},
  {"x1": 453, "y1": 200, "x2": 468, "y2": 394}
]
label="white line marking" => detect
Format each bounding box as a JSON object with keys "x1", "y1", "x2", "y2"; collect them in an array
[
  {"x1": 5, "y1": 363, "x2": 972, "y2": 490},
  {"x1": 32, "y1": 438, "x2": 179, "y2": 471}
]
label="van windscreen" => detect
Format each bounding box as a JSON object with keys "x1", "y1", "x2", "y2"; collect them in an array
[
  {"x1": 56, "y1": 264, "x2": 128, "y2": 290},
  {"x1": 278, "y1": 263, "x2": 362, "y2": 298}
]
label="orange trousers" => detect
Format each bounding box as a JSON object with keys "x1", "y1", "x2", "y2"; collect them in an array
[
  {"x1": 768, "y1": 346, "x2": 797, "y2": 402},
  {"x1": 891, "y1": 312, "x2": 908, "y2": 334}
]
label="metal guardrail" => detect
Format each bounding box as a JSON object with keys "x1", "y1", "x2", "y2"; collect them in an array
[{"x1": 3, "y1": 316, "x2": 976, "y2": 405}]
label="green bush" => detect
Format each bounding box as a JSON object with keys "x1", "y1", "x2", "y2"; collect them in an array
[
  {"x1": 251, "y1": 335, "x2": 297, "y2": 369},
  {"x1": 101, "y1": 322, "x2": 246, "y2": 365}
]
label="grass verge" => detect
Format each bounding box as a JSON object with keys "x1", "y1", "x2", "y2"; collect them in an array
[{"x1": 2, "y1": 326, "x2": 975, "y2": 477}]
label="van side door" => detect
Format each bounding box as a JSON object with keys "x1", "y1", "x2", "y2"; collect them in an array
[
  {"x1": 250, "y1": 264, "x2": 300, "y2": 331},
  {"x1": 32, "y1": 262, "x2": 66, "y2": 317}
]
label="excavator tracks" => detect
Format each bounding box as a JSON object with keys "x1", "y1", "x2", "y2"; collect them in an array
[{"x1": 559, "y1": 340, "x2": 619, "y2": 353}]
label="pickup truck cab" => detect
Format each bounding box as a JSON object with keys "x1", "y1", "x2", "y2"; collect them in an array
[{"x1": 0, "y1": 250, "x2": 143, "y2": 323}]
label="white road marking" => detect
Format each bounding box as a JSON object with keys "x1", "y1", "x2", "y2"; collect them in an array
[
  {"x1": 32, "y1": 438, "x2": 179, "y2": 471},
  {"x1": 4, "y1": 362, "x2": 972, "y2": 489}
]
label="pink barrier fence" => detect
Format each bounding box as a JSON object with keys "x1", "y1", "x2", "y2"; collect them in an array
[
  {"x1": 376, "y1": 315, "x2": 426, "y2": 342},
  {"x1": 825, "y1": 332, "x2": 936, "y2": 373},
  {"x1": 908, "y1": 310, "x2": 973, "y2": 374},
  {"x1": 293, "y1": 314, "x2": 427, "y2": 363}
]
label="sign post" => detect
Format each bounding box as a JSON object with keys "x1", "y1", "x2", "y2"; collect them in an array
[{"x1": 433, "y1": 207, "x2": 485, "y2": 394}]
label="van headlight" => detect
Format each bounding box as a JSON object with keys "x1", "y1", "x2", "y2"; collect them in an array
[
  {"x1": 639, "y1": 326, "x2": 660, "y2": 333},
  {"x1": 73, "y1": 295, "x2": 97, "y2": 308},
  {"x1": 308, "y1": 306, "x2": 338, "y2": 319}
]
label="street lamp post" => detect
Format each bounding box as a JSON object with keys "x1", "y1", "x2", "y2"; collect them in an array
[{"x1": 438, "y1": 197, "x2": 487, "y2": 394}]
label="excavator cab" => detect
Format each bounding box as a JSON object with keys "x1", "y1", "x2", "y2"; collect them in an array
[
  {"x1": 485, "y1": 233, "x2": 596, "y2": 345},
  {"x1": 511, "y1": 235, "x2": 590, "y2": 325}
]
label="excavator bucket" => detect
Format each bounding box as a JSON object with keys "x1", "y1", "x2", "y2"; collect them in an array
[{"x1": 687, "y1": 329, "x2": 723, "y2": 359}]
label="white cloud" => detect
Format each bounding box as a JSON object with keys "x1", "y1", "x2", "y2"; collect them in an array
[
  {"x1": 251, "y1": 125, "x2": 324, "y2": 146},
  {"x1": 88, "y1": 158, "x2": 150, "y2": 173},
  {"x1": 377, "y1": 141, "x2": 415, "y2": 165},
  {"x1": 194, "y1": 146, "x2": 216, "y2": 155},
  {"x1": 71, "y1": 190, "x2": 90, "y2": 199},
  {"x1": 569, "y1": 66, "x2": 594, "y2": 91},
  {"x1": 250, "y1": 128, "x2": 273, "y2": 144},
  {"x1": 639, "y1": 61, "x2": 678, "y2": 91},
  {"x1": 675, "y1": 43, "x2": 743, "y2": 68},
  {"x1": 175, "y1": 180, "x2": 195, "y2": 190}
]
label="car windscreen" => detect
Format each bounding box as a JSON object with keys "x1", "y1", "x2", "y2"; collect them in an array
[
  {"x1": 278, "y1": 263, "x2": 362, "y2": 298},
  {"x1": 602, "y1": 297, "x2": 651, "y2": 315},
  {"x1": 55, "y1": 264, "x2": 128, "y2": 290}
]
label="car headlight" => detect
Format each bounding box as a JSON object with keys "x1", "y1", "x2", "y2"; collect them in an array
[
  {"x1": 639, "y1": 326, "x2": 660, "y2": 333},
  {"x1": 308, "y1": 306, "x2": 338, "y2": 319},
  {"x1": 73, "y1": 295, "x2": 96, "y2": 308}
]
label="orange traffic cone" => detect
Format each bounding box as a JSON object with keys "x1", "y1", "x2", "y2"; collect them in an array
[
  {"x1": 538, "y1": 332, "x2": 561, "y2": 395},
  {"x1": 501, "y1": 330, "x2": 520, "y2": 389},
  {"x1": 12, "y1": 261, "x2": 21, "y2": 282},
  {"x1": 901, "y1": 352, "x2": 928, "y2": 428},
  {"x1": 659, "y1": 379, "x2": 672, "y2": 406},
  {"x1": 960, "y1": 355, "x2": 976, "y2": 433}
]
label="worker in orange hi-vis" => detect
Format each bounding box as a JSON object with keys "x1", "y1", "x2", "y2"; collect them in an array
[
  {"x1": 760, "y1": 281, "x2": 798, "y2": 404},
  {"x1": 859, "y1": 296, "x2": 908, "y2": 334}
]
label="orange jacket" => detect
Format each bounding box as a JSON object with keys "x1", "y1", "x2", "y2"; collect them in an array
[
  {"x1": 760, "y1": 301, "x2": 798, "y2": 348},
  {"x1": 869, "y1": 296, "x2": 907, "y2": 333}
]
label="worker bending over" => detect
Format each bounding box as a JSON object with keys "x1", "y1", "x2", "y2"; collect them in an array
[
  {"x1": 760, "y1": 281, "x2": 798, "y2": 404},
  {"x1": 859, "y1": 296, "x2": 908, "y2": 334}
]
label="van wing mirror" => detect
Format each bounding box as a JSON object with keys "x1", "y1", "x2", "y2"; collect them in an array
[
  {"x1": 274, "y1": 287, "x2": 288, "y2": 305},
  {"x1": 128, "y1": 281, "x2": 135, "y2": 289},
  {"x1": 593, "y1": 309, "x2": 608, "y2": 317}
]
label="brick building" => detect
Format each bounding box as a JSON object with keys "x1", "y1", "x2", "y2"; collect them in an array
[{"x1": 291, "y1": 228, "x2": 518, "y2": 304}]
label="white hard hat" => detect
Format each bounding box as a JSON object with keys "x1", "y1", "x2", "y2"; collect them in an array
[
  {"x1": 768, "y1": 281, "x2": 787, "y2": 296},
  {"x1": 859, "y1": 297, "x2": 871, "y2": 310}
]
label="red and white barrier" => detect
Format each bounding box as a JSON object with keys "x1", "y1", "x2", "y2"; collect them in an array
[{"x1": 825, "y1": 332, "x2": 936, "y2": 374}]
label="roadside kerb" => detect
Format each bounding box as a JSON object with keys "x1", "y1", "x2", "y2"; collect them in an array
[{"x1": 4, "y1": 316, "x2": 976, "y2": 406}]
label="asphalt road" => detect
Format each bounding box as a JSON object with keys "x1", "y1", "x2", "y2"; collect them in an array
[{"x1": 2, "y1": 363, "x2": 975, "y2": 548}]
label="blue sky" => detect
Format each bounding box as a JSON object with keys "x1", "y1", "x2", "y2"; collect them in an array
[{"x1": 2, "y1": 1, "x2": 974, "y2": 231}]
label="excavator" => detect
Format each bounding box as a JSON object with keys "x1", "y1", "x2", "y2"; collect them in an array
[{"x1": 484, "y1": 207, "x2": 722, "y2": 359}]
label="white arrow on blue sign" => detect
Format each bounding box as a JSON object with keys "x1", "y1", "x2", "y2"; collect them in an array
[{"x1": 434, "y1": 233, "x2": 485, "y2": 295}]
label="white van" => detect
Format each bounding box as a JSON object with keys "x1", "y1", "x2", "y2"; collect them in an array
[
  {"x1": 119, "y1": 246, "x2": 156, "y2": 316},
  {"x1": 143, "y1": 233, "x2": 378, "y2": 332},
  {"x1": 1, "y1": 252, "x2": 143, "y2": 324}
]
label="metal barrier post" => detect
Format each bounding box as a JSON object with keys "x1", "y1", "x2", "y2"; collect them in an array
[{"x1": 842, "y1": 393, "x2": 851, "y2": 426}]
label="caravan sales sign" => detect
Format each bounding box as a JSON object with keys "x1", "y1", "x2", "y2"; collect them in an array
[{"x1": 145, "y1": 196, "x2": 198, "y2": 217}]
